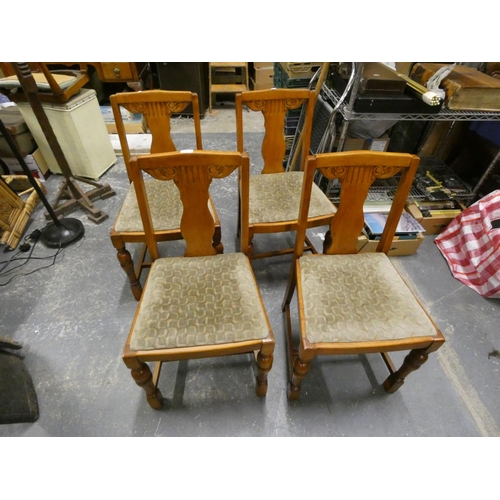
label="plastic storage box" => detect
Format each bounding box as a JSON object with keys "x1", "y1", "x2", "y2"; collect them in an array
[{"x1": 17, "y1": 89, "x2": 116, "y2": 179}]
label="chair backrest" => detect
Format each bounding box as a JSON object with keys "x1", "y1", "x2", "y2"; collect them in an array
[
  {"x1": 130, "y1": 150, "x2": 247, "y2": 259},
  {"x1": 110, "y1": 90, "x2": 203, "y2": 181},
  {"x1": 295, "y1": 151, "x2": 420, "y2": 256},
  {"x1": 236, "y1": 88, "x2": 315, "y2": 174}
]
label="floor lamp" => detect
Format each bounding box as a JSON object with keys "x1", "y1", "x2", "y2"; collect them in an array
[{"x1": 0, "y1": 118, "x2": 84, "y2": 247}]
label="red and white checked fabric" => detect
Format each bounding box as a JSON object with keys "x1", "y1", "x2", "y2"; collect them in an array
[{"x1": 435, "y1": 190, "x2": 500, "y2": 299}]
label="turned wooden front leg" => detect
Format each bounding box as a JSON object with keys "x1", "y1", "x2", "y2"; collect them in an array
[
  {"x1": 289, "y1": 353, "x2": 312, "y2": 401},
  {"x1": 256, "y1": 350, "x2": 274, "y2": 397},
  {"x1": 131, "y1": 361, "x2": 164, "y2": 409},
  {"x1": 383, "y1": 348, "x2": 429, "y2": 394},
  {"x1": 112, "y1": 236, "x2": 143, "y2": 301}
]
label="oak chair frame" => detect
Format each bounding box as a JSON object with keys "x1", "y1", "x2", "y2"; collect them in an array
[
  {"x1": 122, "y1": 150, "x2": 275, "y2": 409},
  {"x1": 282, "y1": 151, "x2": 445, "y2": 400},
  {"x1": 109, "y1": 90, "x2": 222, "y2": 300},
  {"x1": 236, "y1": 88, "x2": 336, "y2": 260}
]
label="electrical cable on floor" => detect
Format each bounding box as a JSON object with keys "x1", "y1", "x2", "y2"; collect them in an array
[
  {"x1": 0, "y1": 229, "x2": 42, "y2": 274},
  {"x1": 0, "y1": 247, "x2": 25, "y2": 274},
  {"x1": 0, "y1": 227, "x2": 84, "y2": 286}
]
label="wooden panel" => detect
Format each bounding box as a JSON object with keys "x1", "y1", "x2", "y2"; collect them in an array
[
  {"x1": 411, "y1": 63, "x2": 500, "y2": 111},
  {"x1": 98, "y1": 63, "x2": 138, "y2": 82}
]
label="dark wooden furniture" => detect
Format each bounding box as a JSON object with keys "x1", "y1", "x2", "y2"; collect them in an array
[
  {"x1": 109, "y1": 90, "x2": 223, "y2": 300},
  {"x1": 209, "y1": 63, "x2": 249, "y2": 113},
  {"x1": 282, "y1": 151, "x2": 445, "y2": 400},
  {"x1": 236, "y1": 88, "x2": 337, "y2": 259},
  {"x1": 156, "y1": 62, "x2": 209, "y2": 117},
  {"x1": 122, "y1": 150, "x2": 275, "y2": 409},
  {"x1": 87, "y1": 62, "x2": 146, "y2": 83}
]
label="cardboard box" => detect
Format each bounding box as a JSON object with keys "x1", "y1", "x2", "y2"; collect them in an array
[
  {"x1": 395, "y1": 62, "x2": 414, "y2": 76},
  {"x1": 281, "y1": 62, "x2": 323, "y2": 80},
  {"x1": 254, "y1": 67, "x2": 274, "y2": 85},
  {"x1": 251, "y1": 77, "x2": 274, "y2": 91},
  {"x1": 253, "y1": 62, "x2": 274, "y2": 69},
  {"x1": 342, "y1": 138, "x2": 366, "y2": 151},
  {"x1": 357, "y1": 232, "x2": 425, "y2": 256},
  {"x1": 100, "y1": 104, "x2": 144, "y2": 134},
  {"x1": 351, "y1": 207, "x2": 425, "y2": 255},
  {"x1": 405, "y1": 202, "x2": 463, "y2": 235},
  {"x1": 0, "y1": 148, "x2": 50, "y2": 182},
  {"x1": 364, "y1": 136, "x2": 390, "y2": 152},
  {"x1": 339, "y1": 134, "x2": 390, "y2": 152}
]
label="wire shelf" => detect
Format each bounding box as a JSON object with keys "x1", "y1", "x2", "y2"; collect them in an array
[{"x1": 323, "y1": 85, "x2": 500, "y2": 122}]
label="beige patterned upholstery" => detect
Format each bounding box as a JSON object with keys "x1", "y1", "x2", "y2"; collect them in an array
[
  {"x1": 115, "y1": 179, "x2": 214, "y2": 232},
  {"x1": 130, "y1": 253, "x2": 270, "y2": 350},
  {"x1": 299, "y1": 253, "x2": 436, "y2": 343},
  {"x1": 249, "y1": 171, "x2": 336, "y2": 224}
]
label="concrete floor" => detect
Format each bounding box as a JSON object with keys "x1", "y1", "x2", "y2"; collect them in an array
[{"x1": 1, "y1": 104, "x2": 500, "y2": 439}]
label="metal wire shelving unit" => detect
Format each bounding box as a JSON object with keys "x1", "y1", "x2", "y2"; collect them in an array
[
  {"x1": 317, "y1": 63, "x2": 500, "y2": 202},
  {"x1": 323, "y1": 84, "x2": 500, "y2": 122}
]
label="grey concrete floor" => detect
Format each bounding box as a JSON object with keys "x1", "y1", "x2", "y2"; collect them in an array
[{"x1": 1, "y1": 105, "x2": 500, "y2": 442}]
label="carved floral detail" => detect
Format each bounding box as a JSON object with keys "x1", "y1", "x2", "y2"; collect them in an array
[
  {"x1": 145, "y1": 164, "x2": 239, "y2": 181},
  {"x1": 126, "y1": 102, "x2": 147, "y2": 114},
  {"x1": 284, "y1": 98, "x2": 305, "y2": 110},
  {"x1": 319, "y1": 165, "x2": 404, "y2": 181},
  {"x1": 373, "y1": 165, "x2": 403, "y2": 179},
  {"x1": 208, "y1": 164, "x2": 239, "y2": 178},
  {"x1": 125, "y1": 101, "x2": 187, "y2": 115},
  {"x1": 320, "y1": 166, "x2": 347, "y2": 179},
  {"x1": 246, "y1": 100, "x2": 266, "y2": 112},
  {"x1": 165, "y1": 102, "x2": 188, "y2": 113},
  {"x1": 147, "y1": 166, "x2": 178, "y2": 181}
]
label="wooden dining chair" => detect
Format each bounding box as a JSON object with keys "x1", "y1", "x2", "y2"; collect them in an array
[
  {"x1": 282, "y1": 151, "x2": 445, "y2": 400},
  {"x1": 109, "y1": 90, "x2": 222, "y2": 300},
  {"x1": 122, "y1": 150, "x2": 274, "y2": 409},
  {"x1": 236, "y1": 88, "x2": 336, "y2": 260},
  {"x1": 0, "y1": 63, "x2": 89, "y2": 104}
]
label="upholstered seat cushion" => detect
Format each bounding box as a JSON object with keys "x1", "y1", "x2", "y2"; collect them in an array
[
  {"x1": 0, "y1": 73, "x2": 77, "y2": 91},
  {"x1": 130, "y1": 253, "x2": 270, "y2": 351},
  {"x1": 249, "y1": 171, "x2": 336, "y2": 224},
  {"x1": 114, "y1": 179, "x2": 214, "y2": 232},
  {"x1": 299, "y1": 253, "x2": 437, "y2": 343}
]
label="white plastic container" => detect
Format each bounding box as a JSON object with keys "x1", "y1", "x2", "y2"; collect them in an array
[{"x1": 17, "y1": 89, "x2": 116, "y2": 180}]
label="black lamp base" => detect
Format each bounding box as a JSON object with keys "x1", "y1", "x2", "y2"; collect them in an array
[{"x1": 41, "y1": 218, "x2": 85, "y2": 248}]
